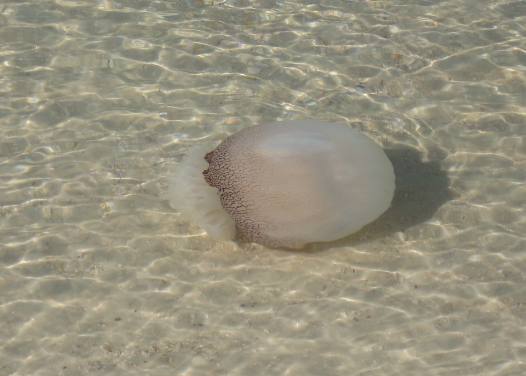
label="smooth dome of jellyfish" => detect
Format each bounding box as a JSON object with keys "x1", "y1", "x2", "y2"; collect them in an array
[{"x1": 168, "y1": 120, "x2": 395, "y2": 249}]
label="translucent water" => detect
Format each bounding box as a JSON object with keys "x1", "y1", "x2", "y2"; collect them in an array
[{"x1": 1, "y1": 1, "x2": 525, "y2": 375}]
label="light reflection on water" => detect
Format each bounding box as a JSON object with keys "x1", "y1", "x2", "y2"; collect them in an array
[{"x1": 1, "y1": 1, "x2": 525, "y2": 375}]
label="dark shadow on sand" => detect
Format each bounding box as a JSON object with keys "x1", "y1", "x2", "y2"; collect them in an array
[{"x1": 303, "y1": 145, "x2": 454, "y2": 252}]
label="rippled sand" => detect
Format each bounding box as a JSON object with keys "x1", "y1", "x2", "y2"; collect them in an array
[{"x1": 1, "y1": 1, "x2": 525, "y2": 375}]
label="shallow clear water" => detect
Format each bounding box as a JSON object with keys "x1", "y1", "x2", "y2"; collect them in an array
[{"x1": 1, "y1": 0, "x2": 525, "y2": 375}]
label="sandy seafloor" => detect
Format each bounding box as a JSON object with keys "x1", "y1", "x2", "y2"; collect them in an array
[{"x1": 1, "y1": 0, "x2": 525, "y2": 375}]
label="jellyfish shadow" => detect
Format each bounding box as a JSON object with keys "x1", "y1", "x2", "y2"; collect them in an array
[{"x1": 305, "y1": 145, "x2": 454, "y2": 252}]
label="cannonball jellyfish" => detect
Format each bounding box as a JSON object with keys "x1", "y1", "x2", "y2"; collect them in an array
[{"x1": 168, "y1": 120, "x2": 395, "y2": 249}]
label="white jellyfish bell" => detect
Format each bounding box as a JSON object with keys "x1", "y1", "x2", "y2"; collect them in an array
[{"x1": 168, "y1": 120, "x2": 395, "y2": 249}]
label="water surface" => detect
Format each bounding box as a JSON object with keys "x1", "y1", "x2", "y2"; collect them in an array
[{"x1": 1, "y1": 1, "x2": 525, "y2": 375}]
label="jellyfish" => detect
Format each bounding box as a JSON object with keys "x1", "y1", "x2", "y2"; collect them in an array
[{"x1": 168, "y1": 120, "x2": 395, "y2": 249}]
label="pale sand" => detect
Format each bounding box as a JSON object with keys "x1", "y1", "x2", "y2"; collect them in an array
[{"x1": 1, "y1": 1, "x2": 525, "y2": 375}]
